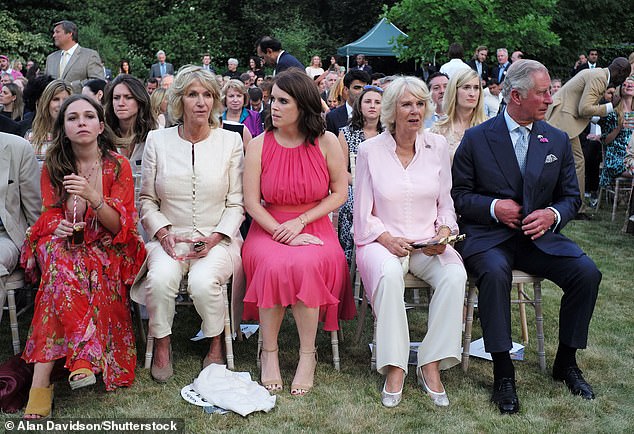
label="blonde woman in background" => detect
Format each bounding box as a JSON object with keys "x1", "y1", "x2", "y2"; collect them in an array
[
  {"x1": 430, "y1": 68, "x2": 486, "y2": 161},
  {"x1": 150, "y1": 87, "x2": 169, "y2": 128},
  {"x1": 306, "y1": 56, "x2": 324, "y2": 79},
  {"x1": 27, "y1": 79, "x2": 72, "y2": 166},
  {"x1": 327, "y1": 77, "x2": 345, "y2": 110}
]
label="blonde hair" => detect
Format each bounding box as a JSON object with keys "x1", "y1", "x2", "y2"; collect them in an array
[
  {"x1": 616, "y1": 76, "x2": 634, "y2": 122},
  {"x1": 150, "y1": 87, "x2": 167, "y2": 117},
  {"x1": 328, "y1": 77, "x2": 345, "y2": 107},
  {"x1": 381, "y1": 76, "x2": 433, "y2": 134},
  {"x1": 436, "y1": 68, "x2": 486, "y2": 131},
  {"x1": 168, "y1": 65, "x2": 222, "y2": 128},
  {"x1": 221, "y1": 79, "x2": 248, "y2": 107},
  {"x1": 31, "y1": 79, "x2": 72, "y2": 152}
]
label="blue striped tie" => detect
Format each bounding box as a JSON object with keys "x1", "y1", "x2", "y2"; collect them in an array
[{"x1": 515, "y1": 126, "x2": 529, "y2": 175}]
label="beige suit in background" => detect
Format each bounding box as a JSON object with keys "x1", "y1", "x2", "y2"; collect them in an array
[
  {"x1": 546, "y1": 68, "x2": 611, "y2": 205},
  {"x1": 44, "y1": 45, "x2": 105, "y2": 93},
  {"x1": 0, "y1": 133, "x2": 41, "y2": 319},
  {"x1": 131, "y1": 126, "x2": 245, "y2": 339}
]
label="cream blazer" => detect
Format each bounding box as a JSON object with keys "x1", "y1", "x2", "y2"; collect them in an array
[
  {"x1": 131, "y1": 126, "x2": 245, "y2": 322},
  {"x1": 139, "y1": 126, "x2": 244, "y2": 239},
  {"x1": 0, "y1": 133, "x2": 41, "y2": 275},
  {"x1": 546, "y1": 68, "x2": 610, "y2": 139}
]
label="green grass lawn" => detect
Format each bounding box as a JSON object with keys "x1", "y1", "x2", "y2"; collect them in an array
[{"x1": 1, "y1": 207, "x2": 633, "y2": 433}]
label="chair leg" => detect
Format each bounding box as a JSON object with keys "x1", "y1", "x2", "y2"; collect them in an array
[
  {"x1": 518, "y1": 283, "x2": 529, "y2": 345},
  {"x1": 8, "y1": 289, "x2": 20, "y2": 355},
  {"x1": 355, "y1": 285, "x2": 368, "y2": 343},
  {"x1": 331, "y1": 330, "x2": 340, "y2": 371},
  {"x1": 462, "y1": 282, "x2": 477, "y2": 372},
  {"x1": 222, "y1": 284, "x2": 234, "y2": 370},
  {"x1": 0, "y1": 288, "x2": 6, "y2": 328},
  {"x1": 596, "y1": 188, "x2": 603, "y2": 211},
  {"x1": 144, "y1": 336, "x2": 154, "y2": 369},
  {"x1": 533, "y1": 282, "x2": 546, "y2": 372},
  {"x1": 612, "y1": 179, "x2": 620, "y2": 221},
  {"x1": 370, "y1": 316, "x2": 377, "y2": 371}
]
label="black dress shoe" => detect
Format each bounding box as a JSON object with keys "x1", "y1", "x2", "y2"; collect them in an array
[
  {"x1": 553, "y1": 365, "x2": 595, "y2": 400},
  {"x1": 491, "y1": 377, "x2": 520, "y2": 414}
]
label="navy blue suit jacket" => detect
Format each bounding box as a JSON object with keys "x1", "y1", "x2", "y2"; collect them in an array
[
  {"x1": 325, "y1": 105, "x2": 348, "y2": 136},
  {"x1": 275, "y1": 52, "x2": 304, "y2": 75},
  {"x1": 492, "y1": 62, "x2": 511, "y2": 83},
  {"x1": 451, "y1": 113, "x2": 582, "y2": 260}
]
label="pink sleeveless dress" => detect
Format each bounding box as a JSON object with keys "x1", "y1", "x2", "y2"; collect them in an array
[{"x1": 242, "y1": 132, "x2": 355, "y2": 330}]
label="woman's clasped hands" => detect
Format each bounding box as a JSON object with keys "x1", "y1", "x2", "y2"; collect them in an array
[
  {"x1": 159, "y1": 231, "x2": 224, "y2": 260},
  {"x1": 272, "y1": 217, "x2": 323, "y2": 246}
]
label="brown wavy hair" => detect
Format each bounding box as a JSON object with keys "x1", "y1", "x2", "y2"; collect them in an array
[
  {"x1": 264, "y1": 68, "x2": 325, "y2": 146},
  {"x1": 46, "y1": 94, "x2": 119, "y2": 201},
  {"x1": 103, "y1": 74, "x2": 156, "y2": 149}
]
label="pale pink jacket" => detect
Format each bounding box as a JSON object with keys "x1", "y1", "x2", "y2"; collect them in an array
[{"x1": 353, "y1": 130, "x2": 462, "y2": 267}]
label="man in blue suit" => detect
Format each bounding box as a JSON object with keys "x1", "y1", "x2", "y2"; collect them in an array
[
  {"x1": 325, "y1": 69, "x2": 371, "y2": 135},
  {"x1": 256, "y1": 36, "x2": 304, "y2": 75},
  {"x1": 452, "y1": 60, "x2": 601, "y2": 414}
]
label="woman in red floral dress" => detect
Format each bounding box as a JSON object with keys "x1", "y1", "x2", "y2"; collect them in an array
[{"x1": 21, "y1": 94, "x2": 146, "y2": 419}]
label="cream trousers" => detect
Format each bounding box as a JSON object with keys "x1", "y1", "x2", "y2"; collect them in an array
[
  {"x1": 144, "y1": 240, "x2": 233, "y2": 339},
  {"x1": 368, "y1": 250, "x2": 466, "y2": 376}
]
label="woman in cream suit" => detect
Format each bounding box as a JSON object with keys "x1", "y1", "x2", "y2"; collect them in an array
[
  {"x1": 131, "y1": 65, "x2": 244, "y2": 382},
  {"x1": 354, "y1": 76, "x2": 466, "y2": 408}
]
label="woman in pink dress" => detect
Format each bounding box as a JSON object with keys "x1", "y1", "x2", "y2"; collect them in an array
[{"x1": 242, "y1": 69, "x2": 355, "y2": 396}]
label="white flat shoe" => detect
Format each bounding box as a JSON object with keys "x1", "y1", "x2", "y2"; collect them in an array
[
  {"x1": 417, "y1": 367, "x2": 449, "y2": 407},
  {"x1": 381, "y1": 377, "x2": 404, "y2": 408}
]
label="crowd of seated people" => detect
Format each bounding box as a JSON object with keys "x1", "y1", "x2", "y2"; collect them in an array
[{"x1": 1, "y1": 35, "x2": 633, "y2": 421}]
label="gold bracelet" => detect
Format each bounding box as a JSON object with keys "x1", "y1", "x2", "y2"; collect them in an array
[
  {"x1": 299, "y1": 214, "x2": 307, "y2": 227},
  {"x1": 159, "y1": 232, "x2": 169, "y2": 242},
  {"x1": 91, "y1": 198, "x2": 105, "y2": 211}
]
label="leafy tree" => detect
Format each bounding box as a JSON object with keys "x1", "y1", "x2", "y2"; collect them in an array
[
  {"x1": 549, "y1": 0, "x2": 634, "y2": 75},
  {"x1": 386, "y1": 0, "x2": 559, "y2": 66},
  {"x1": 0, "y1": 10, "x2": 51, "y2": 65}
]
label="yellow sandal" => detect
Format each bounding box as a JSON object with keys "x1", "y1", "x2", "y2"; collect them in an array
[
  {"x1": 69, "y1": 367, "x2": 96, "y2": 390},
  {"x1": 23, "y1": 384, "x2": 54, "y2": 420}
]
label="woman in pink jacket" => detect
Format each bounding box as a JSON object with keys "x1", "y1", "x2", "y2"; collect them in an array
[{"x1": 353, "y1": 76, "x2": 466, "y2": 408}]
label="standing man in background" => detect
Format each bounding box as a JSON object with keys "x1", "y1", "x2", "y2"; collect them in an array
[
  {"x1": 44, "y1": 20, "x2": 104, "y2": 93},
  {"x1": 149, "y1": 50, "x2": 174, "y2": 78},
  {"x1": 546, "y1": 57, "x2": 631, "y2": 219},
  {"x1": 256, "y1": 36, "x2": 304, "y2": 75}
]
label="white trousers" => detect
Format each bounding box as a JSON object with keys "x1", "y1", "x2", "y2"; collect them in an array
[
  {"x1": 144, "y1": 241, "x2": 233, "y2": 339},
  {"x1": 368, "y1": 249, "x2": 466, "y2": 376}
]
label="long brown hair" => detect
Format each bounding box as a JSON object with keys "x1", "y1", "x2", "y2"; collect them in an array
[
  {"x1": 103, "y1": 74, "x2": 156, "y2": 148},
  {"x1": 2, "y1": 83, "x2": 24, "y2": 120},
  {"x1": 46, "y1": 94, "x2": 119, "y2": 201},
  {"x1": 264, "y1": 68, "x2": 325, "y2": 146}
]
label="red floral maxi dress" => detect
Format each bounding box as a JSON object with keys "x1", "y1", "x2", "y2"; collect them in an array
[{"x1": 21, "y1": 153, "x2": 146, "y2": 390}]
